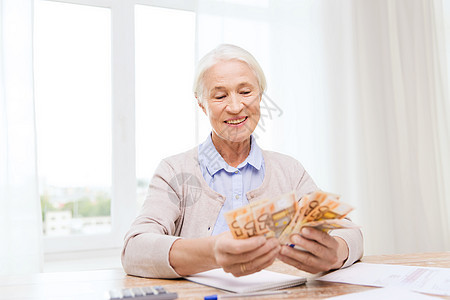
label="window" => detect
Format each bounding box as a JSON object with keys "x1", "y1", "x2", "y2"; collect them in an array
[
  {"x1": 135, "y1": 5, "x2": 196, "y2": 206},
  {"x1": 34, "y1": 0, "x2": 113, "y2": 243},
  {"x1": 34, "y1": 0, "x2": 196, "y2": 254}
]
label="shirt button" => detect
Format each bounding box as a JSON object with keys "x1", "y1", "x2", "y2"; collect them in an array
[{"x1": 235, "y1": 195, "x2": 240, "y2": 199}]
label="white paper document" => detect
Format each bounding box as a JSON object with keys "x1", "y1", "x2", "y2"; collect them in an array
[
  {"x1": 326, "y1": 287, "x2": 440, "y2": 299},
  {"x1": 318, "y1": 262, "x2": 450, "y2": 296},
  {"x1": 186, "y1": 268, "x2": 306, "y2": 293}
]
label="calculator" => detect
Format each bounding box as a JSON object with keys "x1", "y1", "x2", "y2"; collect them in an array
[{"x1": 108, "y1": 286, "x2": 178, "y2": 300}]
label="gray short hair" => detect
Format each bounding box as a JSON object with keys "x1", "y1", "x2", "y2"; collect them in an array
[{"x1": 193, "y1": 44, "x2": 267, "y2": 104}]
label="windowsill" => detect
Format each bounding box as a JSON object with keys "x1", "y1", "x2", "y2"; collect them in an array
[{"x1": 43, "y1": 248, "x2": 122, "y2": 273}]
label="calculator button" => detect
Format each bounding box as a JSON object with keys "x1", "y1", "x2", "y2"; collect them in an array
[
  {"x1": 154, "y1": 286, "x2": 167, "y2": 294},
  {"x1": 132, "y1": 288, "x2": 144, "y2": 297},
  {"x1": 141, "y1": 287, "x2": 155, "y2": 295},
  {"x1": 122, "y1": 288, "x2": 133, "y2": 298},
  {"x1": 109, "y1": 289, "x2": 122, "y2": 300},
  {"x1": 108, "y1": 286, "x2": 177, "y2": 300}
]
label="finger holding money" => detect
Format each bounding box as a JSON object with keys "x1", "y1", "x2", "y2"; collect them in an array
[
  {"x1": 277, "y1": 227, "x2": 349, "y2": 274},
  {"x1": 213, "y1": 232, "x2": 280, "y2": 277},
  {"x1": 227, "y1": 242, "x2": 280, "y2": 277}
]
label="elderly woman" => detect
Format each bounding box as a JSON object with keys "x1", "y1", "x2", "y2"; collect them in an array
[{"x1": 122, "y1": 44, "x2": 363, "y2": 278}]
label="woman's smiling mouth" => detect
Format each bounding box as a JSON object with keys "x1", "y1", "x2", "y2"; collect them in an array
[{"x1": 224, "y1": 116, "x2": 248, "y2": 125}]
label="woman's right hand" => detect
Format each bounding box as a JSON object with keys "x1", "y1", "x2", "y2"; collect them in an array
[{"x1": 212, "y1": 231, "x2": 280, "y2": 277}]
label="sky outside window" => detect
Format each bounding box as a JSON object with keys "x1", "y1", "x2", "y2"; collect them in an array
[{"x1": 34, "y1": 0, "x2": 112, "y2": 236}]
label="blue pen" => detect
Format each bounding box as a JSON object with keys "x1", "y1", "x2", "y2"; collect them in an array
[
  {"x1": 204, "y1": 290, "x2": 291, "y2": 300},
  {"x1": 289, "y1": 244, "x2": 307, "y2": 251}
]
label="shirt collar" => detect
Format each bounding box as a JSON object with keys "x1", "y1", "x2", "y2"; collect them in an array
[
  {"x1": 244, "y1": 135, "x2": 263, "y2": 171},
  {"x1": 198, "y1": 133, "x2": 263, "y2": 176}
]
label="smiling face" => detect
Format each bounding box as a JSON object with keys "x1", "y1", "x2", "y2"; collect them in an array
[{"x1": 200, "y1": 59, "x2": 261, "y2": 145}]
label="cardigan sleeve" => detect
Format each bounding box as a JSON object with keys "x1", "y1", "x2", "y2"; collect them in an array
[
  {"x1": 292, "y1": 159, "x2": 318, "y2": 199},
  {"x1": 121, "y1": 159, "x2": 183, "y2": 278},
  {"x1": 329, "y1": 220, "x2": 364, "y2": 268}
]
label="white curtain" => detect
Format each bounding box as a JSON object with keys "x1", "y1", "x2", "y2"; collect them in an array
[
  {"x1": 196, "y1": 0, "x2": 450, "y2": 255},
  {"x1": 0, "y1": 0, "x2": 43, "y2": 274},
  {"x1": 322, "y1": 0, "x2": 450, "y2": 255}
]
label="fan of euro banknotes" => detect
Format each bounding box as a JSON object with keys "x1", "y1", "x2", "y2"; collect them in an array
[{"x1": 224, "y1": 191, "x2": 359, "y2": 244}]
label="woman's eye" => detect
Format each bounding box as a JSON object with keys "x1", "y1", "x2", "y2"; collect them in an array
[
  {"x1": 215, "y1": 95, "x2": 226, "y2": 100},
  {"x1": 240, "y1": 90, "x2": 251, "y2": 95}
]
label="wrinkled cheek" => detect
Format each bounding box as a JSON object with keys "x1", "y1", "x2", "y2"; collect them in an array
[
  {"x1": 253, "y1": 112, "x2": 261, "y2": 126},
  {"x1": 248, "y1": 109, "x2": 261, "y2": 131},
  {"x1": 212, "y1": 120, "x2": 230, "y2": 138},
  {"x1": 252, "y1": 103, "x2": 261, "y2": 122}
]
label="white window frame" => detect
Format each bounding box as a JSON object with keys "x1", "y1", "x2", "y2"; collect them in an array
[{"x1": 39, "y1": 0, "x2": 196, "y2": 254}]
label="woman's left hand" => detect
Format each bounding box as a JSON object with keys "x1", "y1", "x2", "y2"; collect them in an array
[{"x1": 277, "y1": 227, "x2": 349, "y2": 274}]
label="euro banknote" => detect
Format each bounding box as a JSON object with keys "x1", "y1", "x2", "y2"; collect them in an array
[{"x1": 225, "y1": 191, "x2": 357, "y2": 244}]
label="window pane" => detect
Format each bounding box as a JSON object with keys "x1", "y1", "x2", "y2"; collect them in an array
[
  {"x1": 34, "y1": 1, "x2": 112, "y2": 236},
  {"x1": 135, "y1": 5, "x2": 196, "y2": 206}
]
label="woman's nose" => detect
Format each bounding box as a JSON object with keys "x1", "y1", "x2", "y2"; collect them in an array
[{"x1": 226, "y1": 93, "x2": 243, "y2": 113}]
